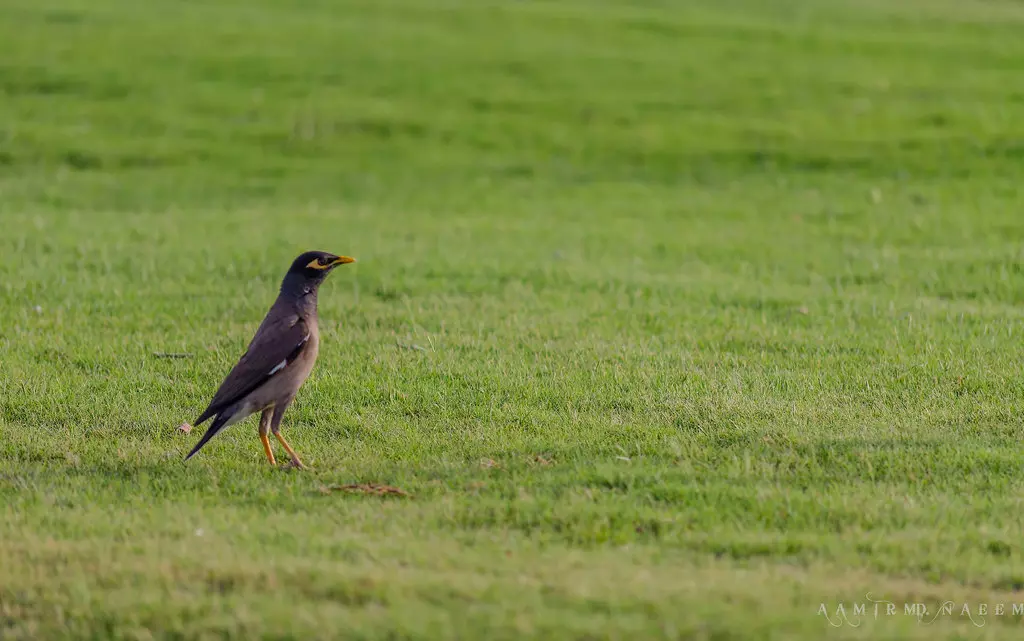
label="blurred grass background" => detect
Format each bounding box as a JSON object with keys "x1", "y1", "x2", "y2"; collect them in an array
[{"x1": 2, "y1": 0, "x2": 1024, "y2": 639}]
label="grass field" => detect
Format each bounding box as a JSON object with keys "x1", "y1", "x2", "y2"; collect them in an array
[{"x1": 3, "y1": 0, "x2": 1024, "y2": 638}]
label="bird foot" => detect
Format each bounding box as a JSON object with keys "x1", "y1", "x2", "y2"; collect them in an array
[{"x1": 282, "y1": 458, "x2": 307, "y2": 471}]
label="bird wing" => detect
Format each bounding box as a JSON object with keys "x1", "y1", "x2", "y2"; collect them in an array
[{"x1": 194, "y1": 313, "x2": 311, "y2": 425}]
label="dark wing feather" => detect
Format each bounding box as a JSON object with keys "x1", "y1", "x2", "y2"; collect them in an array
[{"x1": 194, "y1": 314, "x2": 310, "y2": 425}]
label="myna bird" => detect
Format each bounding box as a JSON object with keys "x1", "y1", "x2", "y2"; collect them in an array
[{"x1": 185, "y1": 250, "x2": 356, "y2": 468}]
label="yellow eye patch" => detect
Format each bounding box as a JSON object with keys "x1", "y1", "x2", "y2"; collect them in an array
[{"x1": 304, "y1": 255, "x2": 355, "y2": 270}]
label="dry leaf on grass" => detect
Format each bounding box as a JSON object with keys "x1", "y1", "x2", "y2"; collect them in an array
[
  {"x1": 177, "y1": 423, "x2": 193, "y2": 434},
  {"x1": 480, "y1": 458, "x2": 501, "y2": 469},
  {"x1": 318, "y1": 483, "x2": 411, "y2": 497}
]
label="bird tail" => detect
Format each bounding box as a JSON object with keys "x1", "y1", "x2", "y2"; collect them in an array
[
  {"x1": 193, "y1": 405, "x2": 217, "y2": 428},
  {"x1": 185, "y1": 412, "x2": 231, "y2": 461}
]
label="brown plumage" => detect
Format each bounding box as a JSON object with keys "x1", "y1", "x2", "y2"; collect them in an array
[{"x1": 185, "y1": 250, "x2": 356, "y2": 468}]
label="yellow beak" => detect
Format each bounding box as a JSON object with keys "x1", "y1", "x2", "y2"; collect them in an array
[{"x1": 333, "y1": 256, "x2": 356, "y2": 265}]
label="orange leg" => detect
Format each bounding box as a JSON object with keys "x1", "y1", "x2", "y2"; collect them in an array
[
  {"x1": 258, "y1": 409, "x2": 277, "y2": 466},
  {"x1": 260, "y1": 434, "x2": 277, "y2": 465},
  {"x1": 274, "y1": 432, "x2": 305, "y2": 469}
]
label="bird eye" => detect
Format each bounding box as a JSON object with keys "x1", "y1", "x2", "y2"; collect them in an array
[{"x1": 318, "y1": 256, "x2": 330, "y2": 266}]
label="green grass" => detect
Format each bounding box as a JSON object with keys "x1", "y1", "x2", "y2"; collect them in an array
[{"x1": 3, "y1": 0, "x2": 1024, "y2": 638}]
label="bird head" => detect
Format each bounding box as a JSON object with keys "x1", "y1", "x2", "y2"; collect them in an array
[{"x1": 282, "y1": 251, "x2": 356, "y2": 293}]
